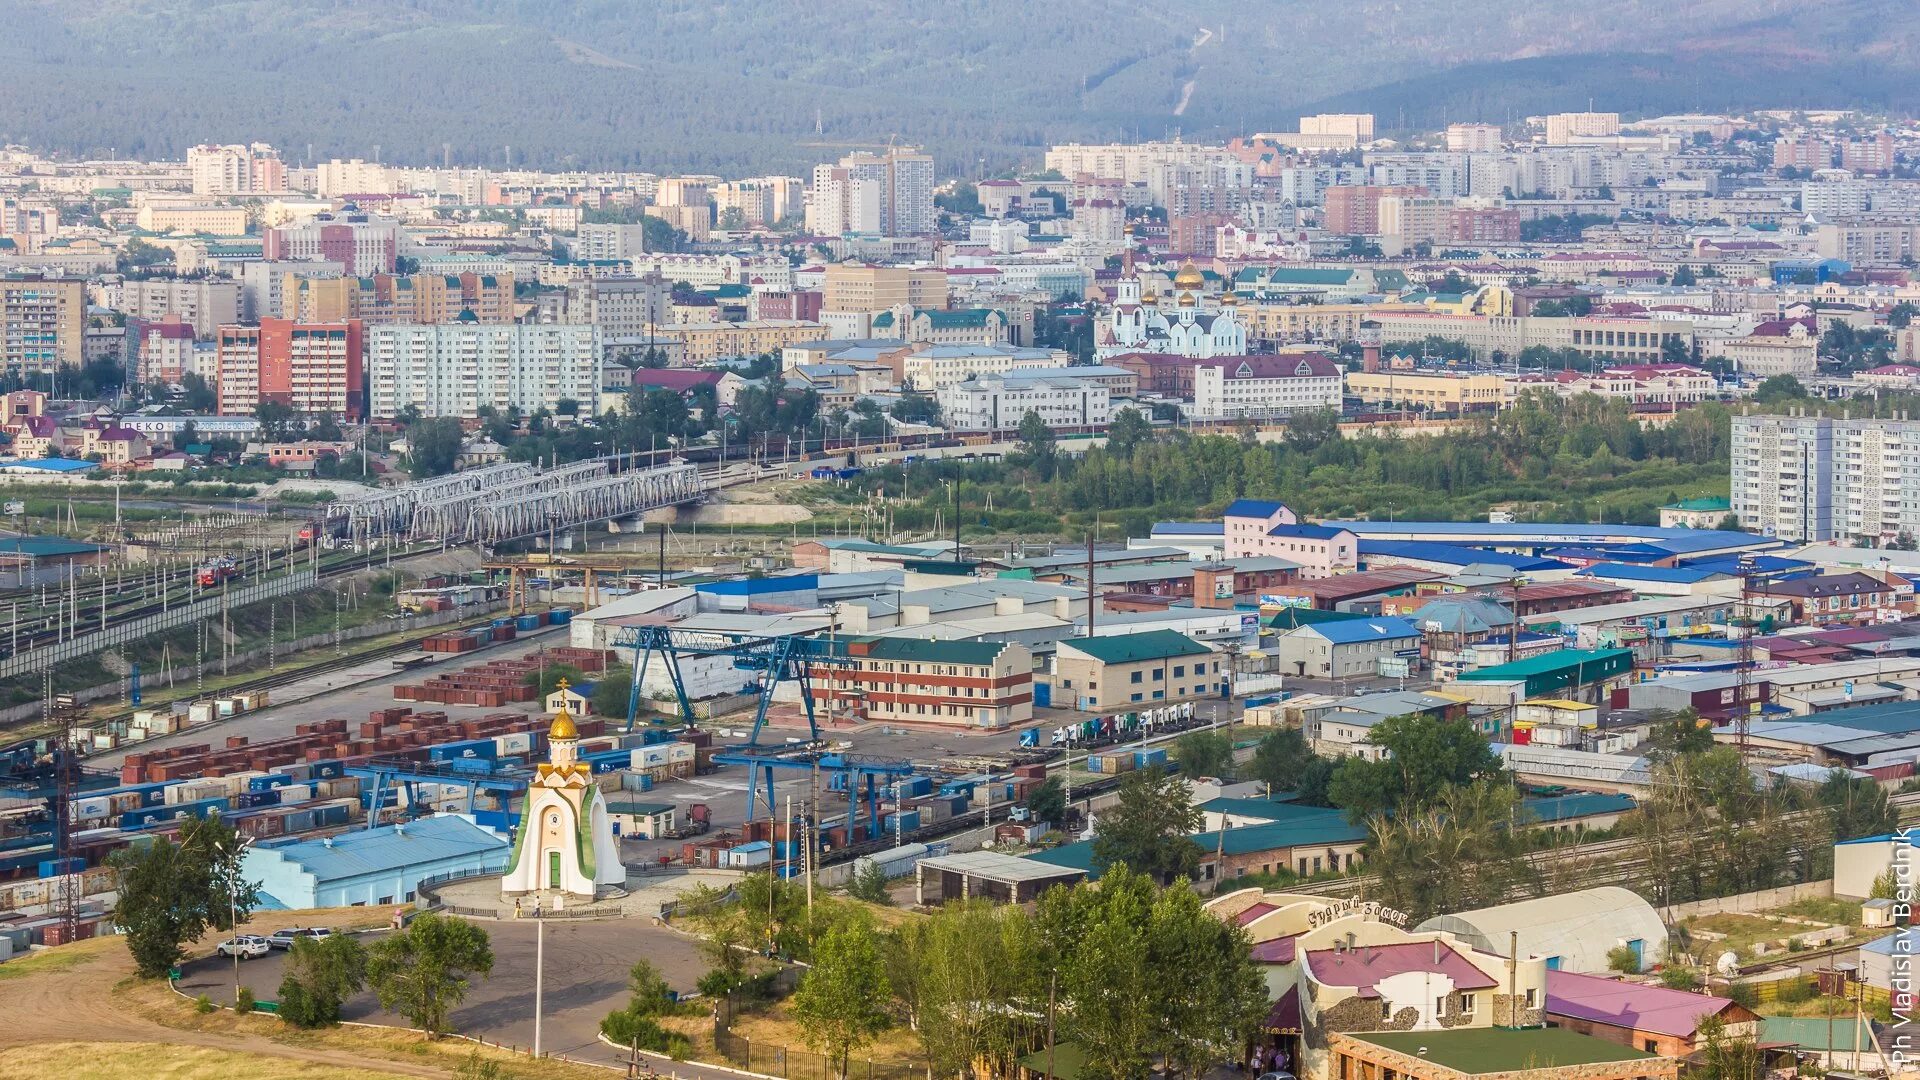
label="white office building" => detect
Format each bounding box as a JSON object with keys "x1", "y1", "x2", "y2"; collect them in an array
[
  {"x1": 1190, "y1": 353, "x2": 1343, "y2": 420},
  {"x1": 937, "y1": 372, "x2": 1112, "y2": 433},
  {"x1": 366, "y1": 324, "x2": 603, "y2": 419}
]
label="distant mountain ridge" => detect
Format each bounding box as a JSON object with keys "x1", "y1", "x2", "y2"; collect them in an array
[{"x1": 0, "y1": 0, "x2": 1913, "y2": 173}]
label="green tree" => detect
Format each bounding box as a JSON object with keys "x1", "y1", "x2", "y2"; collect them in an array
[
  {"x1": 1105, "y1": 407, "x2": 1153, "y2": 456},
  {"x1": 1891, "y1": 302, "x2": 1918, "y2": 330},
  {"x1": 278, "y1": 932, "x2": 368, "y2": 1028},
  {"x1": 108, "y1": 816, "x2": 259, "y2": 978},
  {"x1": 897, "y1": 901, "x2": 1040, "y2": 1079},
  {"x1": 1671, "y1": 265, "x2": 1699, "y2": 287},
  {"x1": 178, "y1": 372, "x2": 217, "y2": 412},
  {"x1": 1606, "y1": 944, "x2": 1641, "y2": 974},
  {"x1": 1170, "y1": 730, "x2": 1234, "y2": 779},
  {"x1": 1324, "y1": 713, "x2": 1504, "y2": 820},
  {"x1": 1023, "y1": 774, "x2": 1067, "y2": 826},
  {"x1": 1282, "y1": 408, "x2": 1341, "y2": 452},
  {"x1": 590, "y1": 667, "x2": 635, "y2": 719},
  {"x1": 254, "y1": 400, "x2": 297, "y2": 440},
  {"x1": 1661, "y1": 336, "x2": 1694, "y2": 365},
  {"x1": 1362, "y1": 780, "x2": 1537, "y2": 923},
  {"x1": 1245, "y1": 728, "x2": 1317, "y2": 793},
  {"x1": 405, "y1": 416, "x2": 465, "y2": 478},
  {"x1": 847, "y1": 860, "x2": 893, "y2": 906},
  {"x1": 1016, "y1": 409, "x2": 1056, "y2": 468},
  {"x1": 792, "y1": 913, "x2": 892, "y2": 1078},
  {"x1": 1814, "y1": 768, "x2": 1896, "y2": 842},
  {"x1": 1643, "y1": 710, "x2": 1715, "y2": 762},
  {"x1": 1090, "y1": 767, "x2": 1203, "y2": 883},
  {"x1": 890, "y1": 393, "x2": 940, "y2": 425},
  {"x1": 366, "y1": 912, "x2": 495, "y2": 1038}
]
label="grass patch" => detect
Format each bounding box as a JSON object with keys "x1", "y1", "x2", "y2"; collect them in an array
[
  {"x1": 1774, "y1": 898, "x2": 1863, "y2": 926},
  {"x1": 0, "y1": 1042, "x2": 411, "y2": 1080}
]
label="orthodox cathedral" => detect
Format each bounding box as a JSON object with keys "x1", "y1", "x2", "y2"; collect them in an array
[{"x1": 1097, "y1": 248, "x2": 1247, "y2": 360}]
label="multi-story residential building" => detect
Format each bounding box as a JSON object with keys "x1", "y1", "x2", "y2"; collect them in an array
[
  {"x1": 1539, "y1": 363, "x2": 1717, "y2": 405},
  {"x1": 1773, "y1": 136, "x2": 1835, "y2": 172},
  {"x1": 1831, "y1": 420, "x2": 1920, "y2": 545},
  {"x1": 671, "y1": 320, "x2": 827, "y2": 365},
  {"x1": 133, "y1": 319, "x2": 198, "y2": 384},
  {"x1": 1222, "y1": 498, "x2": 1357, "y2": 578},
  {"x1": 1043, "y1": 141, "x2": 1242, "y2": 185},
  {"x1": 1730, "y1": 414, "x2": 1834, "y2": 542},
  {"x1": 365, "y1": 324, "x2": 601, "y2": 419},
  {"x1": 285, "y1": 272, "x2": 515, "y2": 326},
  {"x1": 1190, "y1": 352, "x2": 1343, "y2": 420},
  {"x1": 585, "y1": 274, "x2": 674, "y2": 340},
  {"x1": 1801, "y1": 179, "x2": 1872, "y2": 218},
  {"x1": 0, "y1": 196, "x2": 60, "y2": 253},
  {"x1": 1841, "y1": 133, "x2": 1897, "y2": 176},
  {"x1": 1443, "y1": 206, "x2": 1522, "y2": 243},
  {"x1": 1445, "y1": 123, "x2": 1503, "y2": 153},
  {"x1": 187, "y1": 143, "x2": 285, "y2": 196},
  {"x1": 1375, "y1": 195, "x2": 1449, "y2": 246},
  {"x1": 629, "y1": 253, "x2": 789, "y2": 290},
  {"x1": 1815, "y1": 220, "x2": 1920, "y2": 266},
  {"x1": 806, "y1": 637, "x2": 1033, "y2": 730},
  {"x1": 897, "y1": 344, "x2": 1063, "y2": 391},
  {"x1": 572, "y1": 222, "x2": 649, "y2": 261},
  {"x1": 936, "y1": 371, "x2": 1112, "y2": 432},
  {"x1": 215, "y1": 319, "x2": 364, "y2": 420},
  {"x1": 314, "y1": 159, "x2": 396, "y2": 198},
  {"x1": 113, "y1": 279, "x2": 242, "y2": 338},
  {"x1": 1543, "y1": 112, "x2": 1621, "y2": 144},
  {"x1": 1704, "y1": 318, "x2": 1819, "y2": 377},
  {"x1": 820, "y1": 265, "x2": 948, "y2": 336},
  {"x1": 1241, "y1": 302, "x2": 1380, "y2": 347},
  {"x1": 869, "y1": 307, "x2": 1007, "y2": 347},
  {"x1": 806, "y1": 147, "x2": 935, "y2": 236},
  {"x1": 0, "y1": 277, "x2": 85, "y2": 375},
  {"x1": 263, "y1": 211, "x2": 403, "y2": 275},
  {"x1": 1053, "y1": 631, "x2": 1222, "y2": 711},
  {"x1": 135, "y1": 204, "x2": 249, "y2": 234},
  {"x1": 1344, "y1": 370, "x2": 1515, "y2": 412},
  {"x1": 1324, "y1": 185, "x2": 1427, "y2": 235}
]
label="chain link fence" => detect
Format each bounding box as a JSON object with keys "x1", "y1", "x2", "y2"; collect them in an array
[{"x1": 713, "y1": 1028, "x2": 926, "y2": 1080}]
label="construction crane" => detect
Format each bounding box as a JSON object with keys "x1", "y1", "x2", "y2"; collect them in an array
[{"x1": 611, "y1": 625, "x2": 861, "y2": 745}]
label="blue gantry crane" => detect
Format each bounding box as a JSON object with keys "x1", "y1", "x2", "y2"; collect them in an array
[
  {"x1": 708, "y1": 748, "x2": 918, "y2": 842},
  {"x1": 611, "y1": 624, "x2": 861, "y2": 745},
  {"x1": 349, "y1": 758, "x2": 529, "y2": 830}
]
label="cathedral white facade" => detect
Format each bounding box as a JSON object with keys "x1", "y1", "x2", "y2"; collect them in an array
[{"x1": 1097, "y1": 259, "x2": 1247, "y2": 359}]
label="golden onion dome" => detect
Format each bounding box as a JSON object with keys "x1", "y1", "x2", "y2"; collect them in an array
[
  {"x1": 1220, "y1": 291, "x2": 1241, "y2": 306},
  {"x1": 1141, "y1": 290, "x2": 1158, "y2": 305},
  {"x1": 1173, "y1": 261, "x2": 1205, "y2": 289},
  {"x1": 548, "y1": 678, "x2": 579, "y2": 740},
  {"x1": 1177, "y1": 291, "x2": 1198, "y2": 307}
]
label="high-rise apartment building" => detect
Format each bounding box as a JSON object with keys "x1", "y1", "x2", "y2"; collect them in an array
[
  {"x1": 806, "y1": 148, "x2": 935, "y2": 236},
  {"x1": 1543, "y1": 112, "x2": 1621, "y2": 144},
  {"x1": 264, "y1": 211, "x2": 402, "y2": 275},
  {"x1": 1841, "y1": 133, "x2": 1898, "y2": 176},
  {"x1": 365, "y1": 324, "x2": 602, "y2": 419},
  {"x1": 215, "y1": 319, "x2": 365, "y2": 420},
  {"x1": 0, "y1": 277, "x2": 85, "y2": 375},
  {"x1": 188, "y1": 143, "x2": 286, "y2": 196},
  {"x1": 1445, "y1": 123, "x2": 1502, "y2": 153},
  {"x1": 1323, "y1": 185, "x2": 1427, "y2": 235},
  {"x1": 1728, "y1": 414, "x2": 1920, "y2": 544},
  {"x1": 1299, "y1": 113, "x2": 1376, "y2": 143},
  {"x1": 573, "y1": 222, "x2": 649, "y2": 261},
  {"x1": 284, "y1": 272, "x2": 515, "y2": 325},
  {"x1": 113, "y1": 279, "x2": 243, "y2": 339}
]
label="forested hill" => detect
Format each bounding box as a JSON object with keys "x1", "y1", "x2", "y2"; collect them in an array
[{"x1": 1, "y1": 0, "x2": 1916, "y2": 173}]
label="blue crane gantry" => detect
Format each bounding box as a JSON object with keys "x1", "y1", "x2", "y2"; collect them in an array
[
  {"x1": 611, "y1": 624, "x2": 860, "y2": 745},
  {"x1": 708, "y1": 748, "x2": 918, "y2": 842},
  {"x1": 349, "y1": 757, "x2": 529, "y2": 830}
]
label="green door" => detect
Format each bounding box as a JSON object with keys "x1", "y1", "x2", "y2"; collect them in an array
[{"x1": 548, "y1": 850, "x2": 561, "y2": 889}]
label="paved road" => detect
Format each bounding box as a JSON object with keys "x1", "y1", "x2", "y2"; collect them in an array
[{"x1": 182, "y1": 917, "x2": 719, "y2": 1070}]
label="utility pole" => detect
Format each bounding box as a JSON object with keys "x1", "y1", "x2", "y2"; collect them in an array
[{"x1": 533, "y1": 913, "x2": 545, "y2": 1058}]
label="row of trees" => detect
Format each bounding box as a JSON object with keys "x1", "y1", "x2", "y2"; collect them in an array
[{"x1": 689, "y1": 865, "x2": 1265, "y2": 1080}]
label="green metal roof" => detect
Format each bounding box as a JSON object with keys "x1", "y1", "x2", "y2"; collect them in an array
[
  {"x1": 1258, "y1": 268, "x2": 1357, "y2": 285},
  {"x1": 856, "y1": 637, "x2": 1009, "y2": 666},
  {"x1": 1349, "y1": 1028, "x2": 1660, "y2": 1073},
  {"x1": 1018, "y1": 1042, "x2": 1088, "y2": 1080},
  {"x1": 1265, "y1": 607, "x2": 1369, "y2": 630},
  {"x1": 0, "y1": 536, "x2": 109, "y2": 557},
  {"x1": 604, "y1": 798, "x2": 675, "y2": 815},
  {"x1": 1029, "y1": 807, "x2": 1364, "y2": 879},
  {"x1": 1759, "y1": 1015, "x2": 1876, "y2": 1052},
  {"x1": 921, "y1": 308, "x2": 996, "y2": 328},
  {"x1": 1457, "y1": 648, "x2": 1632, "y2": 681},
  {"x1": 1059, "y1": 630, "x2": 1211, "y2": 665},
  {"x1": 1661, "y1": 496, "x2": 1731, "y2": 512}
]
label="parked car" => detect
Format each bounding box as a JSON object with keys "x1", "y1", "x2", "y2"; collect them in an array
[
  {"x1": 217, "y1": 934, "x2": 271, "y2": 959},
  {"x1": 266, "y1": 927, "x2": 333, "y2": 949}
]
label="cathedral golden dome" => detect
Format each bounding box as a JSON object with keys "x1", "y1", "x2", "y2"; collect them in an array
[
  {"x1": 1141, "y1": 290, "x2": 1158, "y2": 305},
  {"x1": 1173, "y1": 261, "x2": 1205, "y2": 289},
  {"x1": 1220, "y1": 291, "x2": 1241, "y2": 306},
  {"x1": 1177, "y1": 291, "x2": 1198, "y2": 307}
]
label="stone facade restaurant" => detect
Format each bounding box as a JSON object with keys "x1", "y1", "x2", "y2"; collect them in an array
[{"x1": 1328, "y1": 1028, "x2": 1677, "y2": 1080}]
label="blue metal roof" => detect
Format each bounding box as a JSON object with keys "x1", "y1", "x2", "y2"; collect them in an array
[
  {"x1": 246, "y1": 815, "x2": 507, "y2": 883},
  {"x1": 1268, "y1": 522, "x2": 1351, "y2": 540},
  {"x1": 1292, "y1": 616, "x2": 1420, "y2": 645},
  {"x1": 1576, "y1": 563, "x2": 1727, "y2": 584},
  {"x1": 1679, "y1": 554, "x2": 1815, "y2": 577},
  {"x1": 1331, "y1": 521, "x2": 1774, "y2": 557},
  {"x1": 0, "y1": 457, "x2": 97, "y2": 473},
  {"x1": 1224, "y1": 499, "x2": 1289, "y2": 519},
  {"x1": 697, "y1": 574, "x2": 820, "y2": 596},
  {"x1": 1359, "y1": 540, "x2": 1567, "y2": 572}
]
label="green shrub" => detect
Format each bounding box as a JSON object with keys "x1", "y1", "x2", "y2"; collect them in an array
[
  {"x1": 1605, "y1": 945, "x2": 1640, "y2": 974},
  {"x1": 600, "y1": 1010, "x2": 694, "y2": 1059},
  {"x1": 1658, "y1": 967, "x2": 1701, "y2": 991},
  {"x1": 235, "y1": 986, "x2": 255, "y2": 1014},
  {"x1": 194, "y1": 994, "x2": 215, "y2": 1014},
  {"x1": 1778, "y1": 977, "x2": 1816, "y2": 1004},
  {"x1": 1726, "y1": 982, "x2": 1759, "y2": 1009}
]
